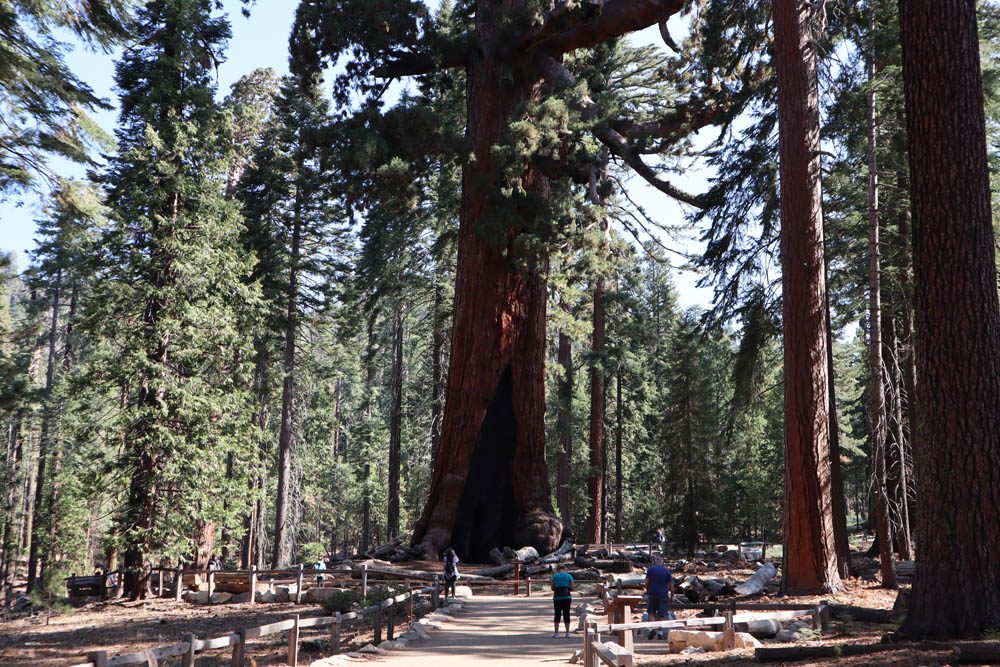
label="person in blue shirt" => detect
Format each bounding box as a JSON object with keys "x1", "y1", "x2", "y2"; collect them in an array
[
  {"x1": 550, "y1": 564, "x2": 574, "y2": 638},
  {"x1": 644, "y1": 556, "x2": 674, "y2": 639}
]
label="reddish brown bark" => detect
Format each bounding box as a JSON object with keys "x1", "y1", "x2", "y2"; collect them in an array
[
  {"x1": 556, "y1": 329, "x2": 573, "y2": 530},
  {"x1": 898, "y1": 0, "x2": 1000, "y2": 638},
  {"x1": 586, "y1": 277, "x2": 606, "y2": 544},
  {"x1": 411, "y1": 0, "x2": 685, "y2": 561},
  {"x1": 773, "y1": 0, "x2": 842, "y2": 595},
  {"x1": 387, "y1": 308, "x2": 403, "y2": 538}
]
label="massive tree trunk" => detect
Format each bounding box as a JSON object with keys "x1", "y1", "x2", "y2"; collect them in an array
[
  {"x1": 898, "y1": 0, "x2": 1000, "y2": 638},
  {"x1": 866, "y1": 45, "x2": 898, "y2": 590},
  {"x1": 411, "y1": 1, "x2": 562, "y2": 561},
  {"x1": 614, "y1": 367, "x2": 623, "y2": 544},
  {"x1": 773, "y1": 0, "x2": 842, "y2": 595},
  {"x1": 556, "y1": 328, "x2": 573, "y2": 530},
  {"x1": 387, "y1": 307, "x2": 403, "y2": 539},
  {"x1": 430, "y1": 282, "x2": 445, "y2": 473}
]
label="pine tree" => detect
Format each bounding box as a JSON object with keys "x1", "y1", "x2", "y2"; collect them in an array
[{"x1": 89, "y1": 0, "x2": 259, "y2": 598}]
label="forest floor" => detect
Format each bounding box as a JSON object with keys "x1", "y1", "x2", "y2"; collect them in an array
[{"x1": 0, "y1": 567, "x2": 928, "y2": 667}]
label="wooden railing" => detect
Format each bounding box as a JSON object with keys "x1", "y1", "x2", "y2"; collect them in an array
[{"x1": 67, "y1": 584, "x2": 440, "y2": 667}]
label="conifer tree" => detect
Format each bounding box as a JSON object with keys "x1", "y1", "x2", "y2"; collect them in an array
[{"x1": 89, "y1": 0, "x2": 259, "y2": 598}]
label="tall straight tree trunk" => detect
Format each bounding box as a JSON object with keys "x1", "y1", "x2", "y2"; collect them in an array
[
  {"x1": 866, "y1": 60, "x2": 898, "y2": 588},
  {"x1": 26, "y1": 267, "x2": 62, "y2": 592},
  {"x1": 586, "y1": 169, "x2": 608, "y2": 544},
  {"x1": 886, "y1": 323, "x2": 913, "y2": 560},
  {"x1": 243, "y1": 346, "x2": 271, "y2": 569},
  {"x1": 898, "y1": 0, "x2": 1000, "y2": 638},
  {"x1": 387, "y1": 307, "x2": 404, "y2": 539},
  {"x1": 586, "y1": 278, "x2": 606, "y2": 544},
  {"x1": 825, "y1": 287, "x2": 850, "y2": 579},
  {"x1": 773, "y1": 0, "x2": 842, "y2": 594},
  {"x1": 614, "y1": 367, "x2": 623, "y2": 544},
  {"x1": 272, "y1": 208, "x2": 303, "y2": 569},
  {"x1": 411, "y1": 0, "x2": 562, "y2": 561},
  {"x1": 556, "y1": 329, "x2": 573, "y2": 530},
  {"x1": 430, "y1": 283, "x2": 445, "y2": 473}
]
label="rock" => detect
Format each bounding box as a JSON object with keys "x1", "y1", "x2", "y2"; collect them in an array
[
  {"x1": 357, "y1": 644, "x2": 385, "y2": 654},
  {"x1": 411, "y1": 622, "x2": 431, "y2": 639},
  {"x1": 454, "y1": 585, "x2": 473, "y2": 598},
  {"x1": 680, "y1": 646, "x2": 706, "y2": 654},
  {"x1": 256, "y1": 589, "x2": 275, "y2": 603},
  {"x1": 393, "y1": 638, "x2": 409, "y2": 648},
  {"x1": 274, "y1": 586, "x2": 290, "y2": 603},
  {"x1": 210, "y1": 592, "x2": 232, "y2": 604},
  {"x1": 378, "y1": 640, "x2": 397, "y2": 650},
  {"x1": 310, "y1": 657, "x2": 351, "y2": 667},
  {"x1": 569, "y1": 649, "x2": 583, "y2": 663},
  {"x1": 184, "y1": 591, "x2": 210, "y2": 604},
  {"x1": 306, "y1": 587, "x2": 346, "y2": 603},
  {"x1": 775, "y1": 629, "x2": 797, "y2": 642},
  {"x1": 722, "y1": 549, "x2": 740, "y2": 561},
  {"x1": 230, "y1": 593, "x2": 251, "y2": 604}
]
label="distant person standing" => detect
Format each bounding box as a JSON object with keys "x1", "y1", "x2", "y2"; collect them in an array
[
  {"x1": 644, "y1": 556, "x2": 674, "y2": 639},
  {"x1": 442, "y1": 548, "x2": 460, "y2": 599},
  {"x1": 550, "y1": 564, "x2": 574, "y2": 638}
]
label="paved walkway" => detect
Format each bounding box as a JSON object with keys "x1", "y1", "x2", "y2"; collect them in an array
[{"x1": 374, "y1": 595, "x2": 582, "y2": 666}]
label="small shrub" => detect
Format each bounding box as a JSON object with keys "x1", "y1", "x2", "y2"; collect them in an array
[
  {"x1": 322, "y1": 589, "x2": 363, "y2": 614},
  {"x1": 362, "y1": 585, "x2": 402, "y2": 608}
]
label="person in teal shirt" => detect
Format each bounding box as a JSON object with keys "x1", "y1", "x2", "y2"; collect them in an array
[{"x1": 550, "y1": 564, "x2": 574, "y2": 638}]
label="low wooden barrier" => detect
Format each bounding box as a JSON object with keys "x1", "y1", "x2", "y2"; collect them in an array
[{"x1": 67, "y1": 584, "x2": 438, "y2": 667}]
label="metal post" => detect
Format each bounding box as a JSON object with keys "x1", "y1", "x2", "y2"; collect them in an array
[
  {"x1": 249, "y1": 565, "x2": 257, "y2": 605},
  {"x1": 157, "y1": 569, "x2": 164, "y2": 598}
]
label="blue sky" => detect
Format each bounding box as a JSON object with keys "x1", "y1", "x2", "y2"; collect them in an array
[{"x1": 0, "y1": 2, "x2": 714, "y2": 307}]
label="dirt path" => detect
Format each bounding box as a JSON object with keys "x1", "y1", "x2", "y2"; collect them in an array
[{"x1": 373, "y1": 595, "x2": 581, "y2": 666}]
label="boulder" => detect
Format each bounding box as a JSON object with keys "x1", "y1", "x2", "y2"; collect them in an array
[
  {"x1": 184, "y1": 591, "x2": 210, "y2": 604},
  {"x1": 410, "y1": 622, "x2": 432, "y2": 639},
  {"x1": 306, "y1": 587, "x2": 346, "y2": 603},
  {"x1": 256, "y1": 589, "x2": 275, "y2": 603},
  {"x1": 230, "y1": 593, "x2": 251, "y2": 604},
  {"x1": 356, "y1": 644, "x2": 385, "y2": 655},
  {"x1": 454, "y1": 585, "x2": 473, "y2": 598}
]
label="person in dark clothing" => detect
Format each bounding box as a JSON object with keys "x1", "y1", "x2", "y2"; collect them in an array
[
  {"x1": 442, "y1": 548, "x2": 460, "y2": 598},
  {"x1": 644, "y1": 556, "x2": 674, "y2": 639},
  {"x1": 550, "y1": 564, "x2": 574, "y2": 638}
]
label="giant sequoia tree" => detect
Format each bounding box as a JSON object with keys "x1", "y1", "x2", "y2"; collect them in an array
[
  {"x1": 291, "y1": 0, "x2": 714, "y2": 558},
  {"x1": 897, "y1": 0, "x2": 1000, "y2": 638}
]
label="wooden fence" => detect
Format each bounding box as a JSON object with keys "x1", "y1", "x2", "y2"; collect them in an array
[{"x1": 68, "y1": 584, "x2": 439, "y2": 667}]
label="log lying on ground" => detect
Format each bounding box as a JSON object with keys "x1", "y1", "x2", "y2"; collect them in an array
[
  {"x1": 503, "y1": 546, "x2": 539, "y2": 562},
  {"x1": 827, "y1": 603, "x2": 901, "y2": 624},
  {"x1": 735, "y1": 619, "x2": 781, "y2": 638},
  {"x1": 734, "y1": 561, "x2": 777, "y2": 596},
  {"x1": 351, "y1": 563, "x2": 496, "y2": 582},
  {"x1": 489, "y1": 548, "x2": 506, "y2": 565},
  {"x1": 540, "y1": 540, "x2": 575, "y2": 563},
  {"x1": 367, "y1": 537, "x2": 405, "y2": 559},
  {"x1": 468, "y1": 563, "x2": 514, "y2": 578},
  {"x1": 756, "y1": 640, "x2": 976, "y2": 663}
]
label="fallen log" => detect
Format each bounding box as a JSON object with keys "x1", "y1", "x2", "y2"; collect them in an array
[
  {"x1": 736, "y1": 619, "x2": 781, "y2": 639},
  {"x1": 540, "y1": 540, "x2": 575, "y2": 563},
  {"x1": 755, "y1": 640, "x2": 959, "y2": 663},
  {"x1": 956, "y1": 642, "x2": 1000, "y2": 663},
  {"x1": 366, "y1": 537, "x2": 405, "y2": 559},
  {"x1": 503, "y1": 546, "x2": 539, "y2": 563},
  {"x1": 734, "y1": 562, "x2": 777, "y2": 596},
  {"x1": 826, "y1": 604, "x2": 901, "y2": 624},
  {"x1": 467, "y1": 563, "x2": 514, "y2": 578},
  {"x1": 352, "y1": 563, "x2": 496, "y2": 582}
]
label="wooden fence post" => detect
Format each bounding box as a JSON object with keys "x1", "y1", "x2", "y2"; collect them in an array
[
  {"x1": 249, "y1": 565, "x2": 257, "y2": 605},
  {"x1": 361, "y1": 563, "x2": 368, "y2": 599},
  {"x1": 513, "y1": 560, "x2": 520, "y2": 596},
  {"x1": 231, "y1": 628, "x2": 245, "y2": 667},
  {"x1": 287, "y1": 614, "x2": 300, "y2": 666},
  {"x1": 431, "y1": 578, "x2": 440, "y2": 610},
  {"x1": 330, "y1": 612, "x2": 341, "y2": 653},
  {"x1": 723, "y1": 610, "x2": 736, "y2": 650},
  {"x1": 296, "y1": 564, "x2": 304, "y2": 604},
  {"x1": 208, "y1": 570, "x2": 216, "y2": 600},
  {"x1": 182, "y1": 634, "x2": 196, "y2": 667},
  {"x1": 526, "y1": 576, "x2": 532, "y2": 597},
  {"x1": 406, "y1": 586, "x2": 414, "y2": 624},
  {"x1": 157, "y1": 569, "x2": 164, "y2": 598},
  {"x1": 174, "y1": 568, "x2": 183, "y2": 602},
  {"x1": 387, "y1": 600, "x2": 395, "y2": 641},
  {"x1": 373, "y1": 603, "x2": 384, "y2": 645},
  {"x1": 87, "y1": 650, "x2": 107, "y2": 667}
]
